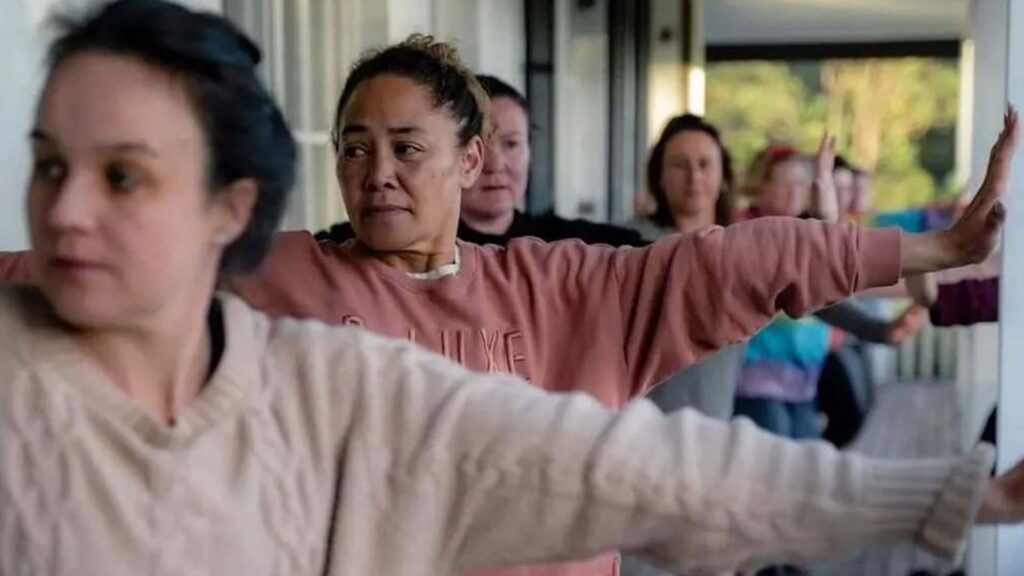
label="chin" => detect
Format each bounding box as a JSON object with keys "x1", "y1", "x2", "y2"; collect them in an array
[
  {"x1": 463, "y1": 196, "x2": 514, "y2": 218},
  {"x1": 42, "y1": 288, "x2": 125, "y2": 329},
  {"x1": 681, "y1": 200, "x2": 709, "y2": 214},
  {"x1": 466, "y1": 208, "x2": 512, "y2": 222},
  {"x1": 355, "y1": 226, "x2": 420, "y2": 253}
]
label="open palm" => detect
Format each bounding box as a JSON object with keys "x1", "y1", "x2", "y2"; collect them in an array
[
  {"x1": 810, "y1": 133, "x2": 839, "y2": 222},
  {"x1": 947, "y1": 108, "x2": 1019, "y2": 264}
]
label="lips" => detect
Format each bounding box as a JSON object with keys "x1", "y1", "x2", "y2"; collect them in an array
[
  {"x1": 46, "y1": 255, "x2": 109, "y2": 282},
  {"x1": 51, "y1": 255, "x2": 105, "y2": 269},
  {"x1": 475, "y1": 182, "x2": 512, "y2": 194},
  {"x1": 362, "y1": 205, "x2": 411, "y2": 218}
]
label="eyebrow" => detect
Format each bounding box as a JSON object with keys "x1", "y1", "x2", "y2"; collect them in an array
[
  {"x1": 30, "y1": 129, "x2": 158, "y2": 157},
  {"x1": 340, "y1": 125, "x2": 426, "y2": 137}
]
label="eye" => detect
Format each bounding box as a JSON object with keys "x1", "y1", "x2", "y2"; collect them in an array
[
  {"x1": 105, "y1": 163, "x2": 138, "y2": 192},
  {"x1": 394, "y1": 142, "x2": 422, "y2": 157},
  {"x1": 342, "y1": 145, "x2": 368, "y2": 160},
  {"x1": 32, "y1": 157, "x2": 66, "y2": 184},
  {"x1": 502, "y1": 139, "x2": 521, "y2": 152}
]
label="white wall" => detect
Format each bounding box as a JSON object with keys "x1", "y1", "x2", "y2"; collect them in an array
[
  {"x1": 0, "y1": 0, "x2": 40, "y2": 250},
  {"x1": 0, "y1": 0, "x2": 223, "y2": 251},
  {"x1": 387, "y1": 0, "x2": 432, "y2": 41}
]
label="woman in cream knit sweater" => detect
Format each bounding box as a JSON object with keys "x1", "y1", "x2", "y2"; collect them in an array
[{"x1": 2, "y1": 1, "x2": 1024, "y2": 575}]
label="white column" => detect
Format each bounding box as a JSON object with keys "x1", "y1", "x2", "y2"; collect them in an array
[
  {"x1": 962, "y1": 0, "x2": 1006, "y2": 451},
  {"x1": 646, "y1": 0, "x2": 685, "y2": 146},
  {"x1": 371, "y1": 0, "x2": 525, "y2": 91},
  {"x1": 959, "y1": 1, "x2": 1009, "y2": 574},
  {"x1": 174, "y1": 0, "x2": 223, "y2": 12},
  {"x1": 476, "y1": 0, "x2": 526, "y2": 90},
  {"x1": 553, "y1": 0, "x2": 610, "y2": 220},
  {"x1": 999, "y1": 1, "x2": 1024, "y2": 572},
  {"x1": 685, "y1": 0, "x2": 706, "y2": 116}
]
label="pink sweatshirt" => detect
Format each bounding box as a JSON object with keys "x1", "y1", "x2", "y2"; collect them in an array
[{"x1": 0, "y1": 217, "x2": 901, "y2": 576}]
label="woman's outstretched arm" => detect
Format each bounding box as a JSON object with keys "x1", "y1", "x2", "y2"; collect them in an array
[{"x1": 312, "y1": 323, "x2": 1001, "y2": 575}]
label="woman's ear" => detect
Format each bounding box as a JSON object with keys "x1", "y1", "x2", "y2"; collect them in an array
[
  {"x1": 210, "y1": 178, "x2": 257, "y2": 245},
  {"x1": 458, "y1": 135, "x2": 486, "y2": 189}
]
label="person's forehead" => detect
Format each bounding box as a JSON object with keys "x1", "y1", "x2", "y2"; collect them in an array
[
  {"x1": 343, "y1": 75, "x2": 453, "y2": 127},
  {"x1": 666, "y1": 131, "x2": 719, "y2": 155},
  {"x1": 39, "y1": 52, "x2": 204, "y2": 152},
  {"x1": 490, "y1": 99, "x2": 528, "y2": 132},
  {"x1": 772, "y1": 158, "x2": 808, "y2": 175}
]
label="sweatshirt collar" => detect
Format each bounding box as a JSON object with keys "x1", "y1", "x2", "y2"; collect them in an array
[
  {"x1": 343, "y1": 239, "x2": 482, "y2": 295},
  {"x1": 404, "y1": 246, "x2": 462, "y2": 280}
]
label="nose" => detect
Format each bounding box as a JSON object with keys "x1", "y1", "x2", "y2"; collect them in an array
[
  {"x1": 481, "y1": 139, "x2": 503, "y2": 175},
  {"x1": 44, "y1": 172, "x2": 99, "y2": 234},
  {"x1": 364, "y1": 150, "x2": 397, "y2": 192}
]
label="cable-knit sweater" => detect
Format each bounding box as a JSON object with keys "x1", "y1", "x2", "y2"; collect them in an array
[{"x1": 0, "y1": 285, "x2": 995, "y2": 575}]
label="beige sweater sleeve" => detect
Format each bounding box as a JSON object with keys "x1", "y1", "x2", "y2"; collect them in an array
[{"x1": 315, "y1": 326, "x2": 993, "y2": 574}]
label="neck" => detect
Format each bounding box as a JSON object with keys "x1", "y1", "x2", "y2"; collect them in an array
[
  {"x1": 673, "y1": 210, "x2": 716, "y2": 233},
  {"x1": 78, "y1": 275, "x2": 217, "y2": 425},
  {"x1": 461, "y1": 209, "x2": 515, "y2": 236},
  {"x1": 376, "y1": 246, "x2": 458, "y2": 274}
]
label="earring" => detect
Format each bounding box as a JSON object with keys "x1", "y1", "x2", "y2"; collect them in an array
[{"x1": 215, "y1": 233, "x2": 232, "y2": 246}]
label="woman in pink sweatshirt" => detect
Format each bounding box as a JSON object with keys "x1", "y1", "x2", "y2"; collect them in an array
[
  {"x1": 224, "y1": 37, "x2": 988, "y2": 405},
  {"x1": 6, "y1": 3, "x2": 1024, "y2": 574}
]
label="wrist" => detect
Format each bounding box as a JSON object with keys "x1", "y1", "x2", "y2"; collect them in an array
[
  {"x1": 901, "y1": 230, "x2": 956, "y2": 275},
  {"x1": 977, "y1": 482, "x2": 1008, "y2": 524}
]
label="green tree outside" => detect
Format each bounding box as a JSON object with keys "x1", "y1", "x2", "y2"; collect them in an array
[{"x1": 704, "y1": 58, "x2": 960, "y2": 212}]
